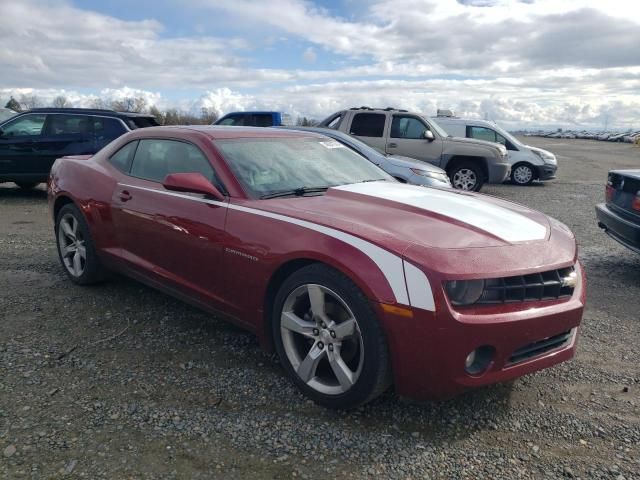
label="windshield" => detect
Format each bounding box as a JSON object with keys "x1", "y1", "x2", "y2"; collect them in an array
[
  {"x1": 490, "y1": 123, "x2": 524, "y2": 147},
  {"x1": 420, "y1": 115, "x2": 449, "y2": 138},
  {"x1": 215, "y1": 137, "x2": 392, "y2": 198}
]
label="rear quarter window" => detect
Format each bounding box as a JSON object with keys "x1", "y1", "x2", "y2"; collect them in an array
[
  {"x1": 108, "y1": 140, "x2": 138, "y2": 172},
  {"x1": 349, "y1": 113, "x2": 386, "y2": 137}
]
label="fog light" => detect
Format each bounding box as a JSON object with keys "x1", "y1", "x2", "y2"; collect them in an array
[{"x1": 464, "y1": 346, "x2": 495, "y2": 375}]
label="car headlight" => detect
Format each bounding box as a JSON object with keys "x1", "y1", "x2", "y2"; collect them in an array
[
  {"x1": 445, "y1": 279, "x2": 485, "y2": 306},
  {"x1": 532, "y1": 149, "x2": 556, "y2": 165},
  {"x1": 410, "y1": 168, "x2": 450, "y2": 182}
]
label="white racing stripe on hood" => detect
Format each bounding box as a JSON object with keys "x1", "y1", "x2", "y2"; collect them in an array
[{"x1": 334, "y1": 182, "x2": 547, "y2": 242}]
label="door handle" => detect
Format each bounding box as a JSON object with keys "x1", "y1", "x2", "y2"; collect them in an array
[
  {"x1": 119, "y1": 190, "x2": 132, "y2": 202},
  {"x1": 388, "y1": 143, "x2": 398, "y2": 148}
]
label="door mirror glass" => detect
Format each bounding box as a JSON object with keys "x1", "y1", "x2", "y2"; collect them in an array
[
  {"x1": 163, "y1": 172, "x2": 225, "y2": 201},
  {"x1": 424, "y1": 130, "x2": 435, "y2": 141}
]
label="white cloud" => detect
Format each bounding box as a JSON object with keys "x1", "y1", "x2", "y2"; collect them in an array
[{"x1": 303, "y1": 47, "x2": 317, "y2": 64}]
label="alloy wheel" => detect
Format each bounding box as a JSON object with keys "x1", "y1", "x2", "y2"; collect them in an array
[
  {"x1": 513, "y1": 165, "x2": 533, "y2": 184},
  {"x1": 280, "y1": 284, "x2": 364, "y2": 395},
  {"x1": 452, "y1": 168, "x2": 477, "y2": 190},
  {"x1": 57, "y1": 213, "x2": 86, "y2": 277}
]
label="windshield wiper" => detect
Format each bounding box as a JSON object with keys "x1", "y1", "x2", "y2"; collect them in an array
[{"x1": 260, "y1": 186, "x2": 331, "y2": 199}]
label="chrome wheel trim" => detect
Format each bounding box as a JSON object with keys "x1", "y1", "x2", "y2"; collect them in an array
[
  {"x1": 452, "y1": 168, "x2": 477, "y2": 190},
  {"x1": 280, "y1": 284, "x2": 364, "y2": 395},
  {"x1": 57, "y1": 213, "x2": 86, "y2": 277},
  {"x1": 513, "y1": 165, "x2": 533, "y2": 184}
]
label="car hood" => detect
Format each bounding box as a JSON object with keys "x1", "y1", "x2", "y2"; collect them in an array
[
  {"x1": 384, "y1": 154, "x2": 446, "y2": 173},
  {"x1": 257, "y1": 182, "x2": 559, "y2": 253}
]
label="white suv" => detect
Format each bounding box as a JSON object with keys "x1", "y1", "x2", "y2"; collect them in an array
[{"x1": 433, "y1": 115, "x2": 557, "y2": 186}]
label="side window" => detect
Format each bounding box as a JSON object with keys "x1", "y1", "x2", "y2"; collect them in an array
[
  {"x1": 92, "y1": 117, "x2": 126, "y2": 140},
  {"x1": 252, "y1": 114, "x2": 273, "y2": 127},
  {"x1": 326, "y1": 114, "x2": 343, "y2": 130},
  {"x1": 349, "y1": 113, "x2": 386, "y2": 137},
  {"x1": 468, "y1": 126, "x2": 497, "y2": 143},
  {"x1": 495, "y1": 133, "x2": 507, "y2": 146},
  {"x1": 219, "y1": 114, "x2": 244, "y2": 126},
  {"x1": 47, "y1": 115, "x2": 91, "y2": 136},
  {"x1": 130, "y1": 139, "x2": 216, "y2": 184},
  {"x1": 108, "y1": 141, "x2": 138, "y2": 173},
  {"x1": 390, "y1": 116, "x2": 427, "y2": 139},
  {"x1": 0, "y1": 114, "x2": 46, "y2": 137}
]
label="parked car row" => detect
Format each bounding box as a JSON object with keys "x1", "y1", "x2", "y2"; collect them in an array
[{"x1": 531, "y1": 129, "x2": 640, "y2": 143}]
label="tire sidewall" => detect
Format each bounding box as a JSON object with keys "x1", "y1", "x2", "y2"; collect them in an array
[
  {"x1": 55, "y1": 203, "x2": 103, "y2": 285},
  {"x1": 271, "y1": 264, "x2": 389, "y2": 409}
]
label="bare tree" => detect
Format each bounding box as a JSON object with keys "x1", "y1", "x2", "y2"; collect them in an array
[
  {"x1": 18, "y1": 94, "x2": 43, "y2": 110},
  {"x1": 148, "y1": 105, "x2": 165, "y2": 125},
  {"x1": 91, "y1": 98, "x2": 110, "y2": 110},
  {"x1": 200, "y1": 107, "x2": 218, "y2": 124},
  {"x1": 52, "y1": 95, "x2": 70, "y2": 108},
  {"x1": 111, "y1": 96, "x2": 147, "y2": 113}
]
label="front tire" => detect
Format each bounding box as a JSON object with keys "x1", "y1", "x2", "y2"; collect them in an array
[
  {"x1": 449, "y1": 161, "x2": 484, "y2": 191},
  {"x1": 55, "y1": 203, "x2": 106, "y2": 285},
  {"x1": 272, "y1": 264, "x2": 392, "y2": 409},
  {"x1": 511, "y1": 163, "x2": 535, "y2": 186}
]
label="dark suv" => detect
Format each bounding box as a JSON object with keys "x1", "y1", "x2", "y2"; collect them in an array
[{"x1": 0, "y1": 108, "x2": 159, "y2": 189}]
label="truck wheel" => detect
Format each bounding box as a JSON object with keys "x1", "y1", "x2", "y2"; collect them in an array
[
  {"x1": 511, "y1": 163, "x2": 535, "y2": 186},
  {"x1": 449, "y1": 162, "x2": 483, "y2": 191}
]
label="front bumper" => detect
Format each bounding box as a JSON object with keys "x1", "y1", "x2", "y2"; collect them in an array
[
  {"x1": 535, "y1": 164, "x2": 557, "y2": 181},
  {"x1": 378, "y1": 262, "x2": 585, "y2": 400},
  {"x1": 596, "y1": 203, "x2": 640, "y2": 254},
  {"x1": 487, "y1": 161, "x2": 511, "y2": 184}
]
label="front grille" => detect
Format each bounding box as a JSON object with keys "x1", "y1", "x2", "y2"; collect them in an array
[
  {"x1": 477, "y1": 266, "x2": 576, "y2": 304},
  {"x1": 508, "y1": 329, "x2": 574, "y2": 365}
]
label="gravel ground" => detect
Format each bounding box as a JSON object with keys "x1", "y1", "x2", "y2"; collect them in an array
[{"x1": 1, "y1": 137, "x2": 639, "y2": 479}]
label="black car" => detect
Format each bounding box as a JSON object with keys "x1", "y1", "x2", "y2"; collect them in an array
[
  {"x1": 596, "y1": 169, "x2": 640, "y2": 254},
  {"x1": 0, "y1": 108, "x2": 159, "y2": 189}
]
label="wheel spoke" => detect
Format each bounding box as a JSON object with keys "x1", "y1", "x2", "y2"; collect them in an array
[
  {"x1": 328, "y1": 348, "x2": 355, "y2": 391},
  {"x1": 297, "y1": 343, "x2": 325, "y2": 383},
  {"x1": 72, "y1": 251, "x2": 82, "y2": 276},
  {"x1": 62, "y1": 244, "x2": 77, "y2": 258},
  {"x1": 281, "y1": 311, "x2": 316, "y2": 338},
  {"x1": 307, "y1": 285, "x2": 325, "y2": 317},
  {"x1": 61, "y1": 219, "x2": 75, "y2": 240},
  {"x1": 332, "y1": 318, "x2": 356, "y2": 340},
  {"x1": 77, "y1": 242, "x2": 86, "y2": 260}
]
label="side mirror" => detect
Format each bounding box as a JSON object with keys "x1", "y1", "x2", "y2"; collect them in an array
[
  {"x1": 163, "y1": 172, "x2": 225, "y2": 201},
  {"x1": 423, "y1": 130, "x2": 435, "y2": 141}
]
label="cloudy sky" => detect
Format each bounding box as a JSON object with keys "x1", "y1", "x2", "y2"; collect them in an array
[{"x1": 1, "y1": 0, "x2": 639, "y2": 129}]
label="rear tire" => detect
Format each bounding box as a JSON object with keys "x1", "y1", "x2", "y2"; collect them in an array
[
  {"x1": 448, "y1": 161, "x2": 483, "y2": 191},
  {"x1": 55, "y1": 203, "x2": 106, "y2": 285},
  {"x1": 15, "y1": 182, "x2": 39, "y2": 189},
  {"x1": 272, "y1": 264, "x2": 392, "y2": 409},
  {"x1": 511, "y1": 163, "x2": 535, "y2": 186}
]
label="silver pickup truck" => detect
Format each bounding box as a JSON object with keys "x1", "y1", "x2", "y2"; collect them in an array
[{"x1": 319, "y1": 107, "x2": 510, "y2": 191}]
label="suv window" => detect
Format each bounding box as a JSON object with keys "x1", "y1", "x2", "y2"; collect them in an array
[
  {"x1": 108, "y1": 140, "x2": 138, "y2": 173},
  {"x1": 92, "y1": 117, "x2": 127, "y2": 140},
  {"x1": 468, "y1": 126, "x2": 497, "y2": 143},
  {"x1": 128, "y1": 117, "x2": 159, "y2": 129},
  {"x1": 0, "y1": 114, "x2": 46, "y2": 137},
  {"x1": 325, "y1": 114, "x2": 343, "y2": 130},
  {"x1": 252, "y1": 114, "x2": 273, "y2": 127},
  {"x1": 130, "y1": 139, "x2": 216, "y2": 184},
  {"x1": 47, "y1": 114, "x2": 90, "y2": 136},
  {"x1": 349, "y1": 113, "x2": 385, "y2": 137},
  {"x1": 390, "y1": 116, "x2": 427, "y2": 139},
  {"x1": 218, "y1": 114, "x2": 245, "y2": 126}
]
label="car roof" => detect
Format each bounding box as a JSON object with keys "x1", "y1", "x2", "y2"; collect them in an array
[
  {"x1": 134, "y1": 125, "x2": 327, "y2": 140},
  {"x1": 23, "y1": 108, "x2": 155, "y2": 118}
]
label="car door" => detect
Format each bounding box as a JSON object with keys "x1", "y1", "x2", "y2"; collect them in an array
[
  {"x1": 386, "y1": 115, "x2": 444, "y2": 166},
  {"x1": 37, "y1": 114, "x2": 94, "y2": 172},
  {"x1": 347, "y1": 112, "x2": 388, "y2": 152},
  {"x1": 110, "y1": 138, "x2": 230, "y2": 308},
  {"x1": 0, "y1": 113, "x2": 47, "y2": 178},
  {"x1": 466, "y1": 125, "x2": 523, "y2": 161}
]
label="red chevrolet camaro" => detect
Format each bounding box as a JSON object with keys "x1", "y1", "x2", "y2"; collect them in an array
[{"x1": 48, "y1": 126, "x2": 586, "y2": 409}]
